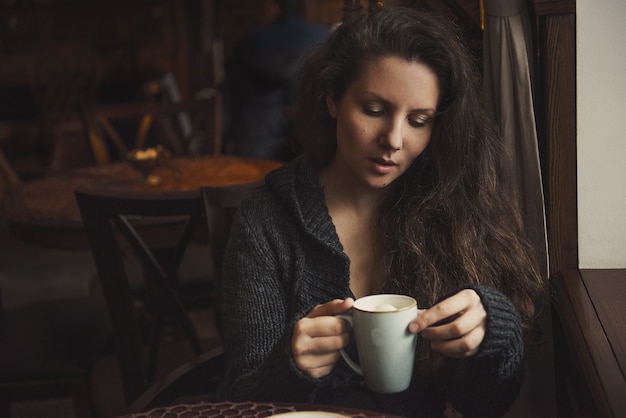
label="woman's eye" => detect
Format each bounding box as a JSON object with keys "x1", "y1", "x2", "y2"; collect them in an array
[
  {"x1": 363, "y1": 105, "x2": 384, "y2": 116},
  {"x1": 408, "y1": 115, "x2": 431, "y2": 128}
]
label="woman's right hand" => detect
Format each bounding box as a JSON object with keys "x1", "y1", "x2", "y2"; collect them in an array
[{"x1": 291, "y1": 298, "x2": 354, "y2": 379}]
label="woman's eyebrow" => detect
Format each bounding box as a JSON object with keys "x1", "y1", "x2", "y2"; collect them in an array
[{"x1": 360, "y1": 92, "x2": 437, "y2": 114}]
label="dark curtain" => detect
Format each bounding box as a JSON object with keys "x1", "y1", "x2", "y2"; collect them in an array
[
  {"x1": 483, "y1": 0, "x2": 548, "y2": 278},
  {"x1": 482, "y1": 0, "x2": 554, "y2": 416}
]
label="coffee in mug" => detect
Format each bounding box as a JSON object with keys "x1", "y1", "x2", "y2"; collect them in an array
[{"x1": 337, "y1": 294, "x2": 418, "y2": 393}]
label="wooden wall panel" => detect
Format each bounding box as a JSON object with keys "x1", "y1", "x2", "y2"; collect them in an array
[
  {"x1": 0, "y1": 0, "x2": 215, "y2": 97},
  {"x1": 531, "y1": 0, "x2": 577, "y2": 274},
  {"x1": 542, "y1": 14, "x2": 577, "y2": 274}
]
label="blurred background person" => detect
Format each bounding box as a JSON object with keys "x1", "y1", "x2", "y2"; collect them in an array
[{"x1": 221, "y1": 0, "x2": 329, "y2": 162}]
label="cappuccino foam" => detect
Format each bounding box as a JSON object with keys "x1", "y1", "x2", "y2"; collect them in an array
[{"x1": 372, "y1": 303, "x2": 398, "y2": 312}]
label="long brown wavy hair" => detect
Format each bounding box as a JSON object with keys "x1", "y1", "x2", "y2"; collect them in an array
[{"x1": 292, "y1": 6, "x2": 545, "y2": 343}]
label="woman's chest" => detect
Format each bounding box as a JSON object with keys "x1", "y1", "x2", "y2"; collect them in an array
[{"x1": 334, "y1": 219, "x2": 385, "y2": 298}]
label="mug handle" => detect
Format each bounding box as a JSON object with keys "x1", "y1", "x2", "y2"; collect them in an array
[{"x1": 336, "y1": 313, "x2": 363, "y2": 376}]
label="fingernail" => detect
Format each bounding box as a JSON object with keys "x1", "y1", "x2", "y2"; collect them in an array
[{"x1": 409, "y1": 323, "x2": 419, "y2": 333}]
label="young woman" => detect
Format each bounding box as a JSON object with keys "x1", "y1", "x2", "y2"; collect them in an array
[{"x1": 217, "y1": 5, "x2": 545, "y2": 417}]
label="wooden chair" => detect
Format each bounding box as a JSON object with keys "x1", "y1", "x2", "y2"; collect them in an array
[
  {"x1": 82, "y1": 91, "x2": 222, "y2": 165},
  {"x1": 142, "y1": 73, "x2": 187, "y2": 106},
  {"x1": 125, "y1": 182, "x2": 260, "y2": 413},
  {"x1": 127, "y1": 346, "x2": 226, "y2": 413},
  {"x1": 142, "y1": 73, "x2": 200, "y2": 155},
  {"x1": 200, "y1": 182, "x2": 262, "y2": 335},
  {"x1": 1, "y1": 145, "x2": 111, "y2": 418},
  {"x1": 75, "y1": 187, "x2": 222, "y2": 407},
  {"x1": 0, "y1": 292, "x2": 112, "y2": 418}
]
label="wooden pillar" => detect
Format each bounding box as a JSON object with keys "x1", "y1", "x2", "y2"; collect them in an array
[
  {"x1": 531, "y1": 0, "x2": 577, "y2": 275},
  {"x1": 531, "y1": 2, "x2": 579, "y2": 416}
]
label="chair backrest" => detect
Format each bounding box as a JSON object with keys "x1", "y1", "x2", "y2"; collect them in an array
[
  {"x1": 82, "y1": 91, "x2": 222, "y2": 165},
  {"x1": 75, "y1": 187, "x2": 212, "y2": 406},
  {"x1": 200, "y1": 181, "x2": 261, "y2": 334},
  {"x1": 142, "y1": 73, "x2": 195, "y2": 152}
]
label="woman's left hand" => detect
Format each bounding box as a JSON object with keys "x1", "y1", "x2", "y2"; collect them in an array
[{"x1": 409, "y1": 289, "x2": 486, "y2": 358}]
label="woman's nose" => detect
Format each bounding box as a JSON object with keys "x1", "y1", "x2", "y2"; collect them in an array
[{"x1": 378, "y1": 118, "x2": 403, "y2": 151}]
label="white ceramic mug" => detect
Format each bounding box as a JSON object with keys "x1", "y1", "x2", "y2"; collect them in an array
[{"x1": 337, "y1": 294, "x2": 418, "y2": 394}]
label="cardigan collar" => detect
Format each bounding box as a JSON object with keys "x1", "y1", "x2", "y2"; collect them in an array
[{"x1": 265, "y1": 156, "x2": 345, "y2": 256}]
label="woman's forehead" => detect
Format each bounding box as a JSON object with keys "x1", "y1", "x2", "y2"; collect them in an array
[{"x1": 345, "y1": 56, "x2": 440, "y2": 107}]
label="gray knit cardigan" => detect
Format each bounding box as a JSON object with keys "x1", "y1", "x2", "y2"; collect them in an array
[{"x1": 217, "y1": 157, "x2": 524, "y2": 418}]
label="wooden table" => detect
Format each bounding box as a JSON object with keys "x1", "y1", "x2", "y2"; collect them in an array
[
  {"x1": 0, "y1": 155, "x2": 282, "y2": 249},
  {"x1": 554, "y1": 268, "x2": 626, "y2": 418}
]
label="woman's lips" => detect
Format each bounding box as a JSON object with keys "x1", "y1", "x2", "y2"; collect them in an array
[{"x1": 370, "y1": 157, "x2": 397, "y2": 174}]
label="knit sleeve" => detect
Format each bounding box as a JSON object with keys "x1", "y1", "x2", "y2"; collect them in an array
[
  {"x1": 216, "y1": 200, "x2": 323, "y2": 402},
  {"x1": 444, "y1": 284, "x2": 525, "y2": 418},
  {"x1": 368, "y1": 285, "x2": 525, "y2": 418}
]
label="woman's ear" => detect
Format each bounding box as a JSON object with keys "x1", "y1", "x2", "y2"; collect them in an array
[{"x1": 326, "y1": 95, "x2": 337, "y2": 119}]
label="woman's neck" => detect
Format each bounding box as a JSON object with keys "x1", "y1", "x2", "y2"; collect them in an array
[{"x1": 319, "y1": 163, "x2": 391, "y2": 216}]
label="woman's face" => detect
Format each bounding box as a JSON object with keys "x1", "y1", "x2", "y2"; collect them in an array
[{"x1": 326, "y1": 56, "x2": 440, "y2": 190}]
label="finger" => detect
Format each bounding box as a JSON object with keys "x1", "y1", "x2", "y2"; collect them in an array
[
  {"x1": 292, "y1": 333, "x2": 346, "y2": 379},
  {"x1": 412, "y1": 290, "x2": 479, "y2": 331},
  {"x1": 296, "y1": 352, "x2": 343, "y2": 379},
  {"x1": 413, "y1": 300, "x2": 464, "y2": 332},
  {"x1": 307, "y1": 298, "x2": 354, "y2": 318},
  {"x1": 295, "y1": 316, "x2": 349, "y2": 339},
  {"x1": 420, "y1": 305, "x2": 486, "y2": 341},
  {"x1": 429, "y1": 325, "x2": 485, "y2": 358},
  {"x1": 292, "y1": 333, "x2": 350, "y2": 358},
  {"x1": 294, "y1": 350, "x2": 342, "y2": 372},
  {"x1": 408, "y1": 310, "x2": 427, "y2": 334}
]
